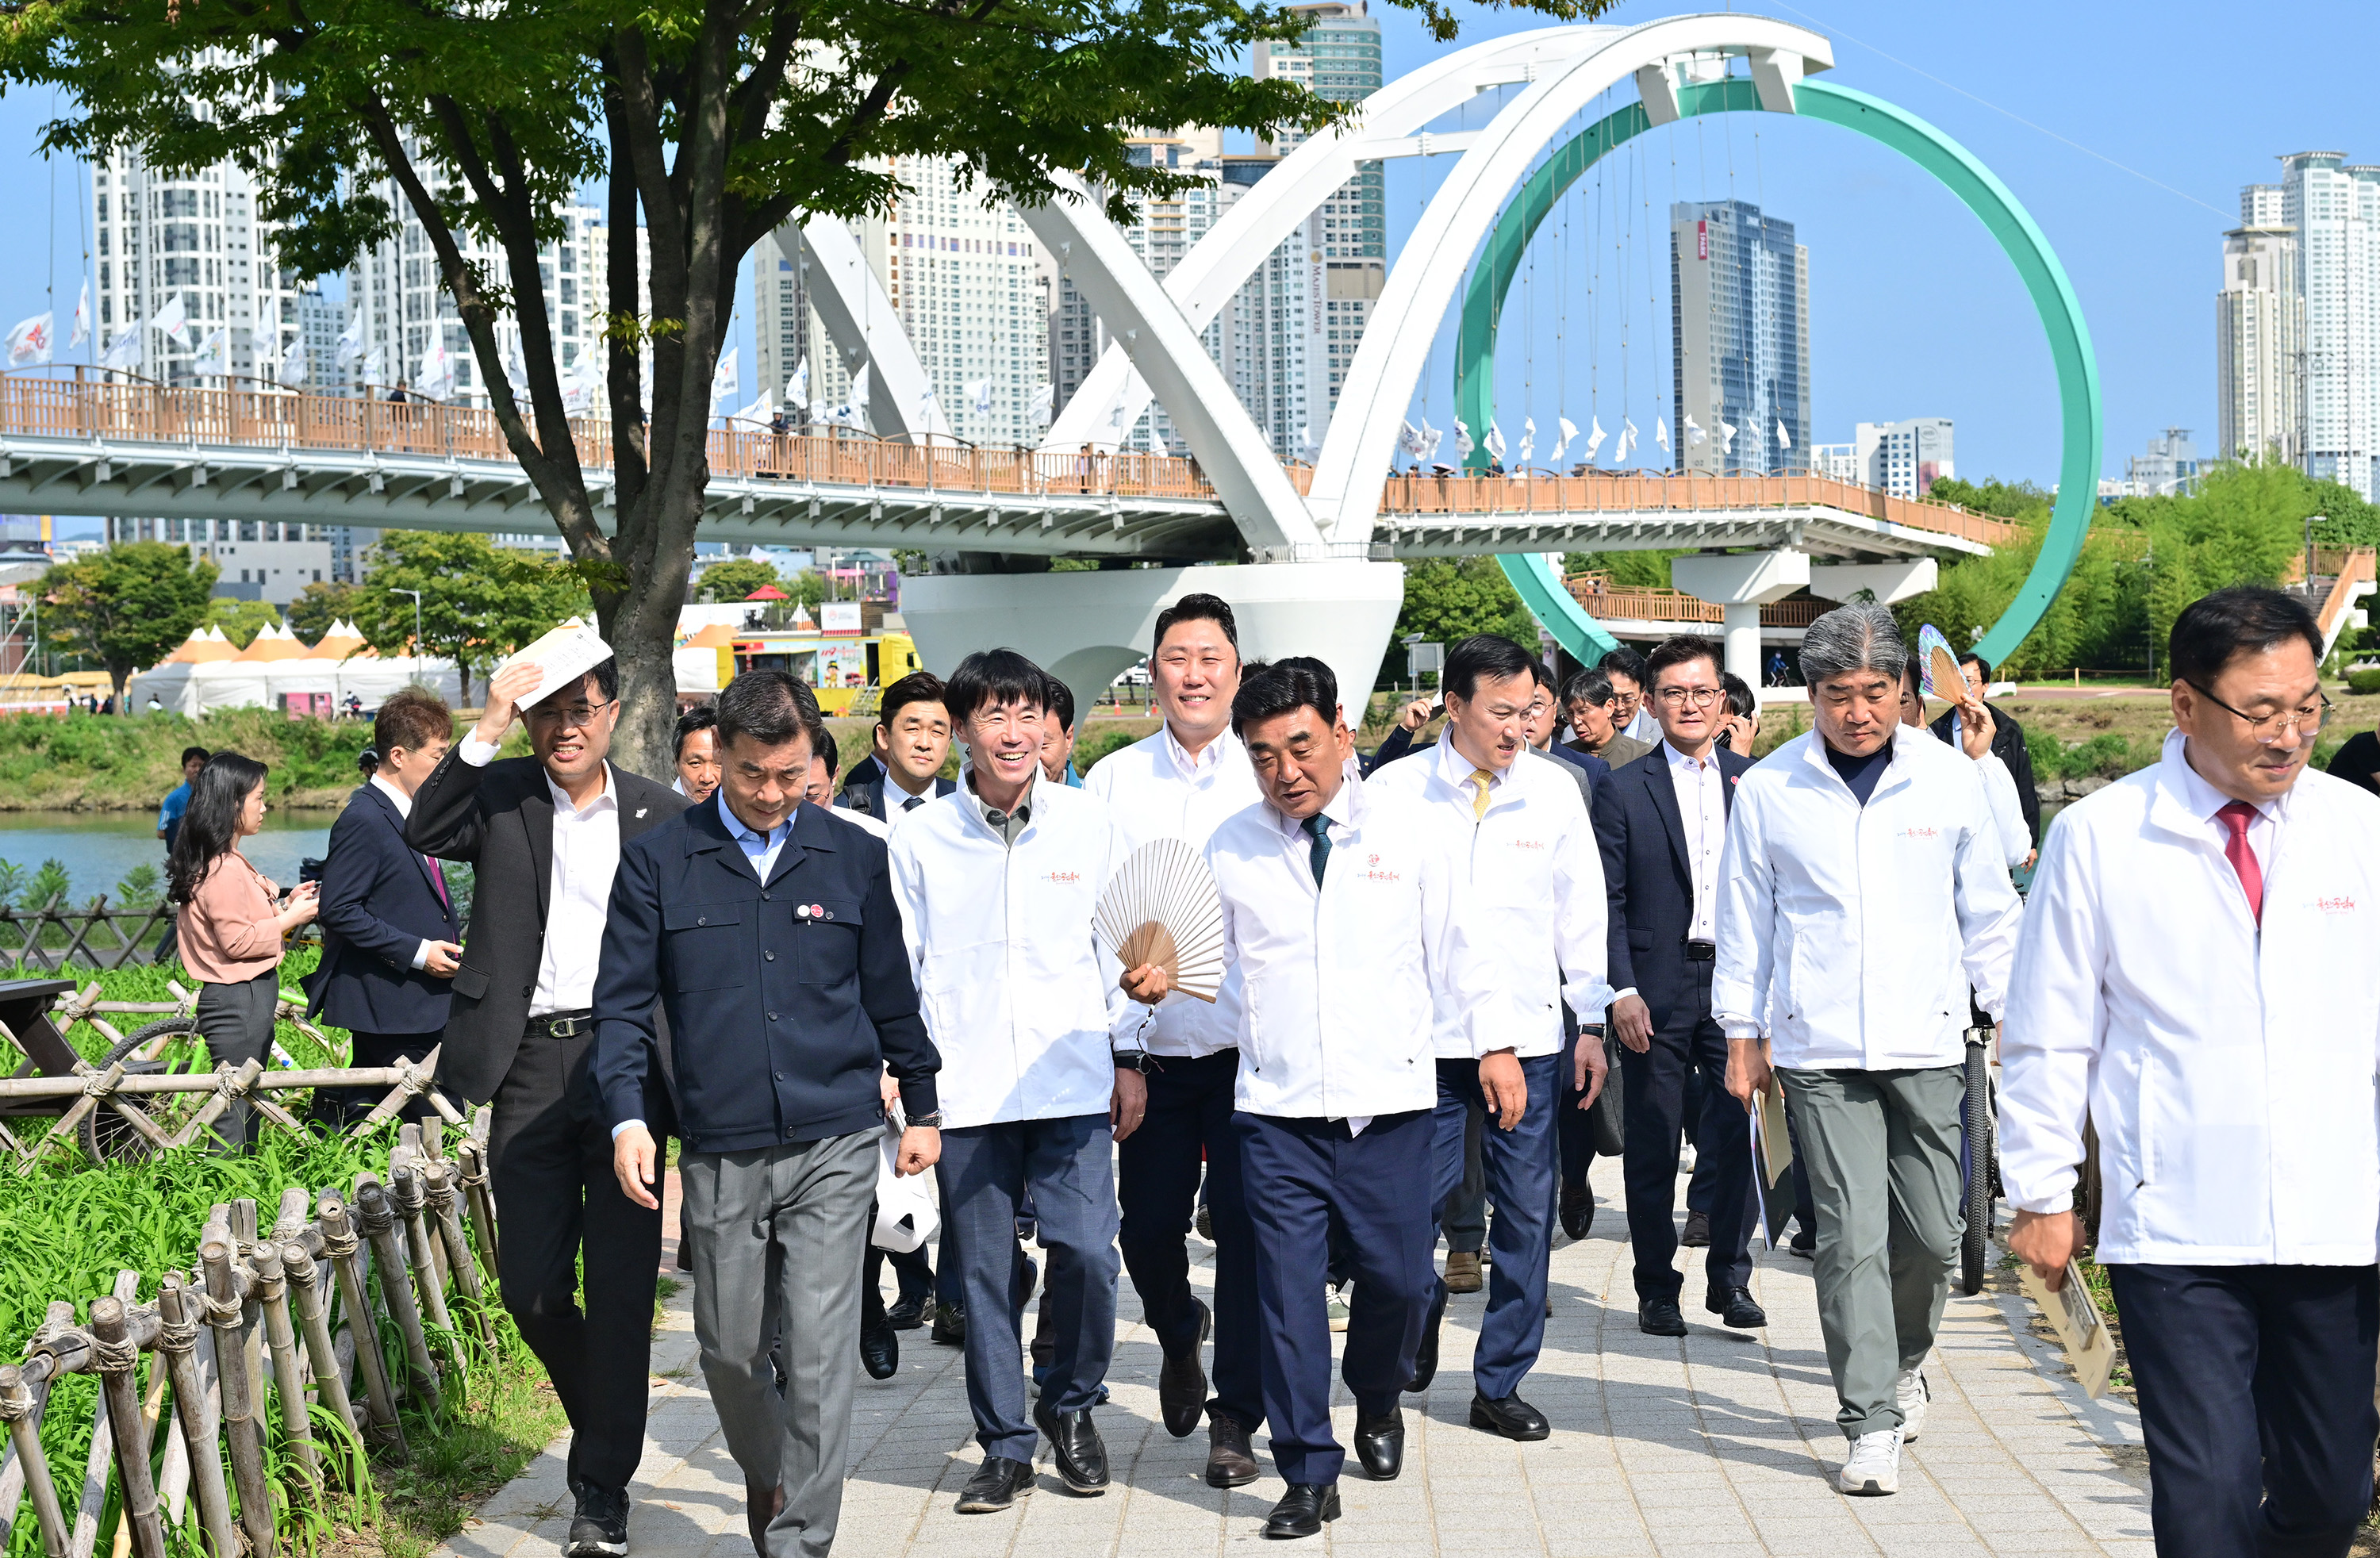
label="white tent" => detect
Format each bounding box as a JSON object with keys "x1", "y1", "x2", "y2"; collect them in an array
[{"x1": 128, "y1": 650, "x2": 461, "y2": 715}]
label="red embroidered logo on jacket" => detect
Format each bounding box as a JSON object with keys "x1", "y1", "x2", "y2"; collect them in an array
[
  {"x1": 1046, "y1": 871, "x2": 1081, "y2": 885},
  {"x1": 1902, "y1": 827, "x2": 1939, "y2": 839},
  {"x1": 2316, "y1": 895, "x2": 2358, "y2": 914}
]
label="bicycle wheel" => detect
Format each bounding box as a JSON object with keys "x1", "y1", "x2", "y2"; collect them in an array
[
  {"x1": 82, "y1": 1015, "x2": 214, "y2": 1163},
  {"x1": 1960, "y1": 1040, "x2": 1994, "y2": 1295}
]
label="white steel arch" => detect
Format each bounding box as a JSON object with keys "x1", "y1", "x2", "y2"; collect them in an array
[{"x1": 790, "y1": 217, "x2": 954, "y2": 441}]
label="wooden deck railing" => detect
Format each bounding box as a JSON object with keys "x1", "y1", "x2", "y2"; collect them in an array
[
  {"x1": 1383, "y1": 469, "x2": 2021, "y2": 548},
  {"x1": 1563, "y1": 578, "x2": 1829, "y2": 628}
]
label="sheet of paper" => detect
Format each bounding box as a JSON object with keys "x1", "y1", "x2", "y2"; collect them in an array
[
  {"x1": 498, "y1": 624, "x2": 612, "y2": 709},
  {"x1": 2017, "y1": 1261, "x2": 2117, "y2": 1399}
]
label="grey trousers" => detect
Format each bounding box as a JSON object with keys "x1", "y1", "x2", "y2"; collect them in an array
[
  {"x1": 682, "y1": 1130, "x2": 879, "y2": 1558},
  {"x1": 194, "y1": 970, "x2": 278, "y2": 1149},
  {"x1": 1777, "y1": 1065, "x2": 1965, "y2": 1439}
]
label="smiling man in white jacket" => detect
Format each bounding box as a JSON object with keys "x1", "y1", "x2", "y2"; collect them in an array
[
  {"x1": 2002, "y1": 586, "x2": 2380, "y2": 1558},
  {"x1": 887, "y1": 649, "x2": 1144, "y2": 1518},
  {"x1": 1714, "y1": 601, "x2": 2022, "y2": 1498}
]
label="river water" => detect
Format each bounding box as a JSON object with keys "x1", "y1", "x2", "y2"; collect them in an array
[{"x1": 0, "y1": 810, "x2": 335, "y2": 898}]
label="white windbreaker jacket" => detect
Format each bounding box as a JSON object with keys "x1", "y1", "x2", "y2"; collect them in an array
[
  {"x1": 888, "y1": 780, "x2": 1138, "y2": 1130},
  {"x1": 1713, "y1": 724, "x2": 2023, "y2": 1070},
  {"x1": 1999, "y1": 731, "x2": 2380, "y2": 1266},
  {"x1": 1207, "y1": 781, "x2": 1488, "y2": 1119},
  {"x1": 1365, "y1": 731, "x2": 1610, "y2": 1058}
]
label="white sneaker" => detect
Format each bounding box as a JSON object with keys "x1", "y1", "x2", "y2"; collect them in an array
[
  {"x1": 1895, "y1": 1367, "x2": 1929, "y2": 1442},
  {"x1": 1679, "y1": 1145, "x2": 1699, "y2": 1172},
  {"x1": 1837, "y1": 1429, "x2": 1901, "y2": 1496},
  {"x1": 1326, "y1": 1287, "x2": 1350, "y2": 1334}
]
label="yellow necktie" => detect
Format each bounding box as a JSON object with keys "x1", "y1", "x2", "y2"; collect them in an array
[{"x1": 1470, "y1": 768, "x2": 1494, "y2": 821}]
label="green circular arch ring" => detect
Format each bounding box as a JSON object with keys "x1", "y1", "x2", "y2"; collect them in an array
[{"x1": 1459, "y1": 76, "x2": 2101, "y2": 671}]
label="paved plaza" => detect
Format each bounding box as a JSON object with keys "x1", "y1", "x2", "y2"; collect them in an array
[{"x1": 439, "y1": 1173, "x2": 2155, "y2": 1558}]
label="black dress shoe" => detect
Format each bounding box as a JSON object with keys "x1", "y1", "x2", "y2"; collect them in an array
[
  {"x1": 1032, "y1": 1400, "x2": 1110, "y2": 1494},
  {"x1": 1206, "y1": 1413, "x2": 1260, "y2": 1488},
  {"x1": 1261, "y1": 1483, "x2": 1342, "y2": 1539},
  {"x1": 954, "y1": 1456, "x2": 1036, "y2": 1514},
  {"x1": 1637, "y1": 1296, "x2": 1688, "y2": 1337},
  {"x1": 930, "y1": 1299, "x2": 966, "y2": 1346},
  {"x1": 1706, "y1": 1285, "x2": 1768, "y2": 1329},
  {"x1": 1468, "y1": 1390, "x2": 1550, "y2": 1441},
  {"x1": 859, "y1": 1307, "x2": 899, "y2": 1380},
  {"x1": 1679, "y1": 1211, "x2": 1713, "y2": 1248},
  {"x1": 1158, "y1": 1298, "x2": 1211, "y2": 1438},
  {"x1": 1405, "y1": 1283, "x2": 1447, "y2": 1391},
  {"x1": 1559, "y1": 1178, "x2": 1594, "y2": 1240},
  {"x1": 1353, "y1": 1407, "x2": 1403, "y2": 1479},
  {"x1": 885, "y1": 1294, "x2": 928, "y2": 1331}
]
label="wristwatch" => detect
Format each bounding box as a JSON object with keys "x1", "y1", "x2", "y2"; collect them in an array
[
  {"x1": 904, "y1": 1111, "x2": 943, "y2": 1129},
  {"x1": 1113, "y1": 1050, "x2": 1154, "y2": 1073}
]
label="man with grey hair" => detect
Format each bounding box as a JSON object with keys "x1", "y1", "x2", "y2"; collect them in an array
[{"x1": 1712, "y1": 601, "x2": 2022, "y2": 1498}]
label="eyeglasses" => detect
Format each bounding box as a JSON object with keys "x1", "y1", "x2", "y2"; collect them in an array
[
  {"x1": 1656, "y1": 686, "x2": 1726, "y2": 709},
  {"x1": 526, "y1": 698, "x2": 616, "y2": 731},
  {"x1": 2183, "y1": 681, "x2": 2332, "y2": 745}
]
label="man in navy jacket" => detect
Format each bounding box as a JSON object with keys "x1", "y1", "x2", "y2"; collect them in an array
[
  {"x1": 304, "y1": 689, "x2": 464, "y2": 1125},
  {"x1": 596, "y1": 670, "x2": 939, "y2": 1558}
]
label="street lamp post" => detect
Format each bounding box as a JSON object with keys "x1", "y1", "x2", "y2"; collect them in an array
[{"x1": 393, "y1": 589, "x2": 424, "y2": 659}]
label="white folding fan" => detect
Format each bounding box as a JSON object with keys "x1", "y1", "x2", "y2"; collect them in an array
[{"x1": 1095, "y1": 837, "x2": 1227, "y2": 1004}]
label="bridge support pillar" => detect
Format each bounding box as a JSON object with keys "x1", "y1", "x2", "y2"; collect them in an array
[
  {"x1": 899, "y1": 561, "x2": 1407, "y2": 727},
  {"x1": 1672, "y1": 551, "x2": 1810, "y2": 688}
]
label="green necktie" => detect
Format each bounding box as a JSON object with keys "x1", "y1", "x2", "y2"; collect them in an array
[{"x1": 1302, "y1": 813, "x2": 1331, "y2": 887}]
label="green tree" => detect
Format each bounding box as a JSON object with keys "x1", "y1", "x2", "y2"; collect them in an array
[
  {"x1": 696, "y1": 558, "x2": 785, "y2": 604},
  {"x1": 1925, "y1": 477, "x2": 2054, "y2": 524},
  {"x1": 789, "y1": 569, "x2": 828, "y2": 612},
  {"x1": 355, "y1": 533, "x2": 593, "y2": 706},
  {"x1": 40, "y1": 543, "x2": 217, "y2": 708},
  {"x1": 1562, "y1": 549, "x2": 1692, "y2": 589},
  {"x1": 1390, "y1": 557, "x2": 1541, "y2": 681},
  {"x1": 286, "y1": 580, "x2": 363, "y2": 645},
  {"x1": 0, "y1": 0, "x2": 1613, "y2": 775},
  {"x1": 203, "y1": 597, "x2": 283, "y2": 649}
]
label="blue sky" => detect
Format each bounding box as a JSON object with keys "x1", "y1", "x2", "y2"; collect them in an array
[{"x1": 0, "y1": 0, "x2": 2370, "y2": 516}]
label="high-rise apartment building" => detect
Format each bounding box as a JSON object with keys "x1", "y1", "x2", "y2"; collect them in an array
[
  {"x1": 752, "y1": 233, "x2": 852, "y2": 422},
  {"x1": 298, "y1": 290, "x2": 345, "y2": 392},
  {"x1": 2271, "y1": 153, "x2": 2380, "y2": 497},
  {"x1": 1669, "y1": 198, "x2": 1809, "y2": 476},
  {"x1": 2217, "y1": 213, "x2": 2303, "y2": 463},
  {"x1": 1852, "y1": 418, "x2": 1952, "y2": 499}
]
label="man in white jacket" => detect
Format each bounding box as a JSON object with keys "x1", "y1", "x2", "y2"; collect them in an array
[
  {"x1": 1714, "y1": 602, "x2": 2021, "y2": 1498},
  {"x1": 1123, "y1": 661, "x2": 1484, "y2": 1540},
  {"x1": 887, "y1": 650, "x2": 1146, "y2": 1517},
  {"x1": 2003, "y1": 586, "x2": 2380, "y2": 1558}
]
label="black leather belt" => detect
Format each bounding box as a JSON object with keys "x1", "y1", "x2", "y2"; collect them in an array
[
  {"x1": 1683, "y1": 940, "x2": 1718, "y2": 962},
  {"x1": 529, "y1": 1009, "x2": 595, "y2": 1039}
]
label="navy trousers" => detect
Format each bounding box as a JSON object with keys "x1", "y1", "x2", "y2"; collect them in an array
[
  {"x1": 1238, "y1": 1109, "x2": 1437, "y2": 1486},
  {"x1": 1619, "y1": 964, "x2": 1757, "y2": 1301},
  {"x1": 935, "y1": 1115, "x2": 1119, "y2": 1461},
  {"x1": 2108, "y1": 1262, "x2": 2379, "y2": 1558},
  {"x1": 1116, "y1": 1050, "x2": 1261, "y2": 1429},
  {"x1": 1430, "y1": 1054, "x2": 1559, "y2": 1399}
]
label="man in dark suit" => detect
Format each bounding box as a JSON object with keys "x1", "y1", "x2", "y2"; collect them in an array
[
  {"x1": 1591, "y1": 634, "x2": 1764, "y2": 1338},
  {"x1": 597, "y1": 670, "x2": 939, "y2": 1558},
  {"x1": 408, "y1": 653, "x2": 688, "y2": 1558},
  {"x1": 304, "y1": 688, "x2": 463, "y2": 1126},
  {"x1": 1928, "y1": 651, "x2": 2040, "y2": 861},
  {"x1": 833, "y1": 671, "x2": 955, "y2": 823}
]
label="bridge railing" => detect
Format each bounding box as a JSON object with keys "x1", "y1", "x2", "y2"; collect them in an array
[
  {"x1": 1380, "y1": 469, "x2": 2021, "y2": 549},
  {"x1": 1563, "y1": 578, "x2": 1830, "y2": 629}
]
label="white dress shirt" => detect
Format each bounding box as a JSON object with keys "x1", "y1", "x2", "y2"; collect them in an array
[
  {"x1": 459, "y1": 735, "x2": 621, "y2": 1016},
  {"x1": 1999, "y1": 729, "x2": 2380, "y2": 1265},
  {"x1": 716, "y1": 790, "x2": 793, "y2": 880},
  {"x1": 1668, "y1": 740, "x2": 1726, "y2": 942},
  {"x1": 368, "y1": 773, "x2": 440, "y2": 971},
  {"x1": 1082, "y1": 721, "x2": 1264, "y2": 1057},
  {"x1": 1364, "y1": 731, "x2": 1608, "y2": 1058}
]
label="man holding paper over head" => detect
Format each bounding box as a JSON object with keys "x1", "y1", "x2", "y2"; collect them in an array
[
  {"x1": 408, "y1": 633, "x2": 687, "y2": 1558},
  {"x1": 2002, "y1": 587, "x2": 2380, "y2": 1558}
]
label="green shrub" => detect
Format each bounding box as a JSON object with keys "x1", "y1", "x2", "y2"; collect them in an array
[{"x1": 2347, "y1": 667, "x2": 2380, "y2": 696}]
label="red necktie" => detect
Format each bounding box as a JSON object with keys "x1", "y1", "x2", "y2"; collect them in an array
[
  {"x1": 2217, "y1": 800, "x2": 2263, "y2": 925},
  {"x1": 425, "y1": 854, "x2": 450, "y2": 910}
]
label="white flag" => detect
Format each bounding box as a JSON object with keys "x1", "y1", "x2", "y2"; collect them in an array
[
  {"x1": 1398, "y1": 418, "x2": 1427, "y2": 459},
  {"x1": 1656, "y1": 417, "x2": 1671, "y2": 453},
  {"x1": 1617, "y1": 419, "x2": 1638, "y2": 462},
  {"x1": 1028, "y1": 382, "x2": 1054, "y2": 425},
  {"x1": 1552, "y1": 416, "x2": 1579, "y2": 463},
  {"x1": 785, "y1": 356, "x2": 808, "y2": 406},
  {"x1": 1685, "y1": 414, "x2": 1707, "y2": 447},
  {"x1": 731, "y1": 387, "x2": 775, "y2": 424},
  {"x1": 278, "y1": 336, "x2": 307, "y2": 388},
  {"x1": 1584, "y1": 416, "x2": 1607, "y2": 463},
  {"x1": 1720, "y1": 420, "x2": 1737, "y2": 454},
  {"x1": 190, "y1": 327, "x2": 230, "y2": 378},
  {"x1": 70, "y1": 284, "x2": 89, "y2": 350},
  {"x1": 6, "y1": 313, "x2": 52, "y2": 368},
  {"x1": 919, "y1": 386, "x2": 940, "y2": 427},
  {"x1": 1454, "y1": 419, "x2": 1474, "y2": 459},
  {"x1": 1484, "y1": 420, "x2": 1507, "y2": 462},
  {"x1": 336, "y1": 309, "x2": 365, "y2": 366},
  {"x1": 1776, "y1": 417, "x2": 1792, "y2": 451},
  {"x1": 562, "y1": 353, "x2": 600, "y2": 414},
  {"x1": 1418, "y1": 419, "x2": 1443, "y2": 462},
  {"x1": 148, "y1": 294, "x2": 189, "y2": 344},
  {"x1": 1299, "y1": 424, "x2": 1318, "y2": 452},
  {"x1": 416, "y1": 332, "x2": 452, "y2": 399},
  {"x1": 966, "y1": 378, "x2": 992, "y2": 416},
  {"x1": 848, "y1": 361, "x2": 870, "y2": 417},
  {"x1": 1519, "y1": 417, "x2": 1536, "y2": 464},
  {"x1": 363, "y1": 346, "x2": 386, "y2": 388},
  {"x1": 710, "y1": 346, "x2": 739, "y2": 413},
  {"x1": 100, "y1": 325, "x2": 140, "y2": 371}
]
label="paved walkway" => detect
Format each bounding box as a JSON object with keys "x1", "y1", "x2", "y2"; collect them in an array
[{"x1": 441, "y1": 1174, "x2": 2154, "y2": 1558}]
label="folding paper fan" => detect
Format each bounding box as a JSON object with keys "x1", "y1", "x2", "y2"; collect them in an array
[
  {"x1": 1917, "y1": 624, "x2": 1963, "y2": 703},
  {"x1": 1095, "y1": 838, "x2": 1226, "y2": 1004}
]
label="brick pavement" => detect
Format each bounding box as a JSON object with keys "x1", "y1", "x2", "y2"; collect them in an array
[{"x1": 440, "y1": 1175, "x2": 2153, "y2": 1558}]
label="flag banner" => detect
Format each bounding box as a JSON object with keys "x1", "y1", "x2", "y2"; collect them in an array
[
  {"x1": 6, "y1": 313, "x2": 52, "y2": 368},
  {"x1": 100, "y1": 325, "x2": 140, "y2": 370},
  {"x1": 190, "y1": 327, "x2": 229, "y2": 378},
  {"x1": 70, "y1": 284, "x2": 89, "y2": 350},
  {"x1": 848, "y1": 361, "x2": 870, "y2": 414},
  {"x1": 1518, "y1": 416, "x2": 1536, "y2": 464},
  {"x1": 1552, "y1": 416, "x2": 1577, "y2": 463},
  {"x1": 1398, "y1": 418, "x2": 1427, "y2": 458},
  {"x1": 1616, "y1": 419, "x2": 1637, "y2": 462},
  {"x1": 731, "y1": 388, "x2": 775, "y2": 424},
  {"x1": 363, "y1": 346, "x2": 386, "y2": 387},
  {"x1": 966, "y1": 378, "x2": 992, "y2": 416},
  {"x1": 1454, "y1": 419, "x2": 1474, "y2": 459},
  {"x1": 1484, "y1": 420, "x2": 1506, "y2": 462},
  {"x1": 148, "y1": 294, "x2": 188, "y2": 343},
  {"x1": 1028, "y1": 382, "x2": 1054, "y2": 425},
  {"x1": 1656, "y1": 417, "x2": 1670, "y2": 452},
  {"x1": 1720, "y1": 420, "x2": 1737, "y2": 454},
  {"x1": 336, "y1": 309, "x2": 365, "y2": 365},
  {"x1": 416, "y1": 334, "x2": 452, "y2": 399},
  {"x1": 278, "y1": 336, "x2": 308, "y2": 388},
  {"x1": 1583, "y1": 416, "x2": 1606, "y2": 462},
  {"x1": 710, "y1": 345, "x2": 739, "y2": 413},
  {"x1": 1685, "y1": 415, "x2": 1706, "y2": 447},
  {"x1": 786, "y1": 356, "x2": 809, "y2": 405},
  {"x1": 1776, "y1": 417, "x2": 1792, "y2": 450}
]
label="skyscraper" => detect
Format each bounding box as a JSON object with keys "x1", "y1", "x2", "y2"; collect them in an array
[
  {"x1": 1854, "y1": 418, "x2": 1953, "y2": 499},
  {"x1": 2272, "y1": 152, "x2": 2379, "y2": 497},
  {"x1": 2217, "y1": 201, "x2": 2303, "y2": 463},
  {"x1": 1669, "y1": 198, "x2": 1809, "y2": 476}
]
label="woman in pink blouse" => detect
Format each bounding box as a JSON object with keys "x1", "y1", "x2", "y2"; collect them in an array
[{"x1": 166, "y1": 753, "x2": 321, "y2": 1148}]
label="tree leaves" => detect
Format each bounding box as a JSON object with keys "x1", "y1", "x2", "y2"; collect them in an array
[{"x1": 40, "y1": 542, "x2": 217, "y2": 703}]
